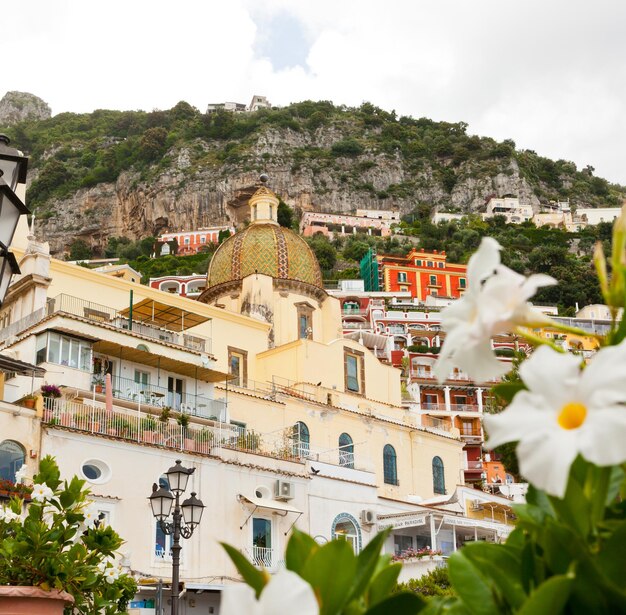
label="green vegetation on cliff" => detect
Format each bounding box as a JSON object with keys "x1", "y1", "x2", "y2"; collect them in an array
[{"x1": 2, "y1": 100, "x2": 624, "y2": 214}]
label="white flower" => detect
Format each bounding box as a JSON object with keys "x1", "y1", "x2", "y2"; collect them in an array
[
  {"x1": 484, "y1": 344, "x2": 626, "y2": 498},
  {"x1": 221, "y1": 569, "x2": 318, "y2": 615},
  {"x1": 434, "y1": 237, "x2": 555, "y2": 383},
  {"x1": 82, "y1": 503, "x2": 99, "y2": 528},
  {"x1": 103, "y1": 566, "x2": 121, "y2": 584},
  {"x1": 98, "y1": 561, "x2": 121, "y2": 584},
  {"x1": 14, "y1": 465, "x2": 28, "y2": 484},
  {"x1": 1, "y1": 508, "x2": 22, "y2": 523},
  {"x1": 31, "y1": 483, "x2": 54, "y2": 503}
]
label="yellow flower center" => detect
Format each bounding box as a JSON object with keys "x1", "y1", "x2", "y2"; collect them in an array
[{"x1": 557, "y1": 402, "x2": 587, "y2": 430}]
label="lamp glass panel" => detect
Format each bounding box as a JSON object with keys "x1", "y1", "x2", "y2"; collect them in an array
[
  {"x1": 166, "y1": 462, "x2": 190, "y2": 494},
  {"x1": 0, "y1": 191, "x2": 21, "y2": 248},
  {"x1": 181, "y1": 494, "x2": 204, "y2": 527}
]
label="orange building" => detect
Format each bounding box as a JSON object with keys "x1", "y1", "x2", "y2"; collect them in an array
[{"x1": 361, "y1": 248, "x2": 468, "y2": 300}]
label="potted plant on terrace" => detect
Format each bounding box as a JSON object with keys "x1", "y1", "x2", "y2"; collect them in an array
[
  {"x1": 92, "y1": 373, "x2": 105, "y2": 394},
  {"x1": 0, "y1": 478, "x2": 32, "y2": 501},
  {"x1": 0, "y1": 456, "x2": 137, "y2": 614},
  {"x1": 140, "y1": 415, "x2": 158, "y2": 443},
  {"x1": 19, "y1": 394, "x2": 38, "y2": 410},
  {"x1": 40, "y1": 384, "x2": 62, "y2": 412},
  {"x1": 177, "y1": 413, "x2": 194, "y2": 450}
]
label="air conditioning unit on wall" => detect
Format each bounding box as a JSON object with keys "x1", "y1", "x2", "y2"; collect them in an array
[
  {"x1": 361, "y1": 509, "x2": 377, "y2": 525},
  {"x1": 275, "y1": 480, "x2": 294, "y2": 501}
]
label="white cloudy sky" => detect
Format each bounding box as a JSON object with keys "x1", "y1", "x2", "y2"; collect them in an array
[{"x1": 4, "y1": 0, "x2": 626, "y2": 183}]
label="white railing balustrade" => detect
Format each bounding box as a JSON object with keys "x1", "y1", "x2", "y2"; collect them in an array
[{"x1": 250, "y1": 546, "x2": 274, "y2": 569}]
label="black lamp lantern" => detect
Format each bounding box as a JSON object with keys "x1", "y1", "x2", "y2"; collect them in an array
[
  {"x1": 0, "y1": 177, "x2": 29, "y2": 250},
  {"x1": 0, "y1": 134, "x2": 29, "y2": 192},
  {"x1": 181, "y1": 492, "x2": 205, "y2": 528},
  {"x1": 149, "y1": 484, "x2": 174, "y2": 521},
  {"x1": 0, "y1": 246, "x2": 19, "y2": 307},
  {"x1": 165, "y1": 459, "x2": 194, "y2": 495}
]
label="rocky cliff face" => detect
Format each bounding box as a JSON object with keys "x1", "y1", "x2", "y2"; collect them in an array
[
  {"x1": 0, "y1": 91, "x2": 51, "y2": 126},
  {"x1": 35, "y1": 131, "x2": 539, "y2": 256},
  {"x1": 37, "y1": 146, "x2": 539, "y2": 256},
  {"x1": 15, "y1": 102, "x2": 619, "y2": 256}
]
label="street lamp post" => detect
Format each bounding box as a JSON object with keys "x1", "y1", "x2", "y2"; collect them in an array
[{"x1": 149, "y1": 460, "x2": 205, "y2": 615}]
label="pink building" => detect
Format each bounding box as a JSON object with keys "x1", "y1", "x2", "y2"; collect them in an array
[
  {"x1": 300, "y1": 210, "x2": 399, "y2": 238},
  {"x1": 157, "y1": 226, "x2": 235, "y2": 255},
  {"x1": 149, "y1": 274, "x2": 206, "y2": 298}
]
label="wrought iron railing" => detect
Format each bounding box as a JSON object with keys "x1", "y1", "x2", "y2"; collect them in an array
[{"x1": 101, "y1": 374, "x2": 227, "y2": 421}]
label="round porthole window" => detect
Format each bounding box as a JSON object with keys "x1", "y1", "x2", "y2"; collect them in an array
[
  {"x1": 255, "y1": 485, "x2": 271, "y2": 499},
  {"x1": 81, "y1": 459, "x2": 111, "y2": 484}
]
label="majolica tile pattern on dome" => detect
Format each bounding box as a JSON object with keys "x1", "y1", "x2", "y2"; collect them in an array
[{"x1": 206, "y1": 223, "x2": 323, "y2": 289}]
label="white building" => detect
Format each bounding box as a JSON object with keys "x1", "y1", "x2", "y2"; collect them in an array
[{"x1": 482, "y1": 196, "x2": 534, "y2": 224}]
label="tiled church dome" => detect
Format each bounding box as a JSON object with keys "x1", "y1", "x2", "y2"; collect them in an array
[{"x1": 205, "y1": 186, "x2": 323, "y2": 291}]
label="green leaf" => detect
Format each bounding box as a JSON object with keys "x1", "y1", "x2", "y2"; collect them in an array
[
  {"x1": 447, "y1": 552, "x2": 499, "y2": 615},
  {"x1": 596, "y1": 519, "x2": 626, "y2": 589},
  {"x1": 461, "y1": 542, "x2": 526, "y2": 609},
  {"x1": 220, "y1": 542, "x2": 268, "y2": 599},
  {"x1": 364, "y1": 591, "x2": 426, "y2": 615},
  {"x1": 349, "y1": 529, "x2": 391, "y2": 604},
  {"x1": 491, "y1": 381, "x2": 526, "y2": 405},
  {"x1": 34, "y1": 456, "x2": 62, "y2": 490},
  {"x1": 300, "y1": 539, "x2": 357, "y2": 615},
  {"x1": 285, "y1": 529, "x2": 318, "y2": 574},
  {"x1": 366, "y1": 562, "x2": 402, "y2": 607},
  {"x1": 517, "y1": 574, "x2": 573, "y2": 615}
]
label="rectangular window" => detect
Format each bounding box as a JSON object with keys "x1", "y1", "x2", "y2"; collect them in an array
[
  {"x1": 155, "y1": 522, "x2": 172, "y2": 560},
  {"x1": 394, "y1": 535, "x2": 413, "y2": 555},
  {"x1": 252, "y1": 517, "x2": 273, "y2": 568},
  {"x1": 461, "y1": 420, "x2": 475, "y2": 435},
  {"x1": 200, "y1": 236, "x2": 206, "y2": 243},
  {"x1": 296, "y1": 302, "x2": 314, "y2": 340},
  {"x1": 459, "y1": 278, "x2": 466, "y2": 289},
  {"x1": 36, "y1": 332, "x2": 92, "y2": 371},
  {"x1": 346, "y1": 355, "x2": 359, "y2": 391},
  {"x1": 397, "y1": 272, "x2": 407, "y2": 283},
  {"x1": 299, "y1": 314, "x2": 309, "y2": 339},
  {"x1": 344, "y1": 348, "x2": 365, "y2": 395},
  {"x1": 427, "y1": 261, "x2": 433, "y2": 268},
  {"x1": 415, "y1": 259, "x2": 422, "y2": 266},
  {"x1": 438, "y1": 262, "x2": 444, "y2": 268},
  {"x1": 429, "y1": 275, "x2": 437, "y2": 285},
  {"x1": 184, "y1": 237, "x2": 190, "y2": 245},
  {"x1": 228, "y1": 347, "x2": 248, "y2": 388}
]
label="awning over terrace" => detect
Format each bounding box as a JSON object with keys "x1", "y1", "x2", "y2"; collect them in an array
[
  {"x1": 0, "y1": 354, "x2": 46, "y2": 377},
  {"x1": 92, "y1": 340, "x2": 228, "y2": 382},
  {"x1": 119, "y1": 298, "x2": 209, "y2": 332},
  {"x1": 238, "y1": 493, "x2": 303, "y2": 534}
]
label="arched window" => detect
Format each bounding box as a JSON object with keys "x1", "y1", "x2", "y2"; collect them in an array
[
  {"x1": 433, "y1": 456, "x2": 445, "y2": 494},
  {"x1": 293, "y1": 422, "x2": 310, "y2": 457},
  {"x1": 0, "y1": 440, "x2": 25, "y2": 483},
  {"x1": 383, "y1": 444, "x2": 398, "y2": 485},
  {"x1": 331, "y1": 513, "x2": 362, "y2": 553},
  {"x1": 338, "y1": 433, "x2": 354, "y2": 468}
]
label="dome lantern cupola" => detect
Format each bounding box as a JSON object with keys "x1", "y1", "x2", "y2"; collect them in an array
[{"x1": 250, "y1": 175, "x2": 279, "y2": 225}]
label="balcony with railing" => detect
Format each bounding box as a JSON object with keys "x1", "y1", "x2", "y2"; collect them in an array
[
  {"x1": 97, "y1": 374, "x2": 227, "y2": 421},
  {"x1": 0, "y1": 294, "x2": 212, "y2": 354},
  {"x1": 421, "y1": 415, "x2": 453, "y2": 435},
  {"x1": 42, "y1": 397, "x2": 306, "y2": 462},
  {"x1": 249, "y1": 546, "x2": 275, "y2": 569}
]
